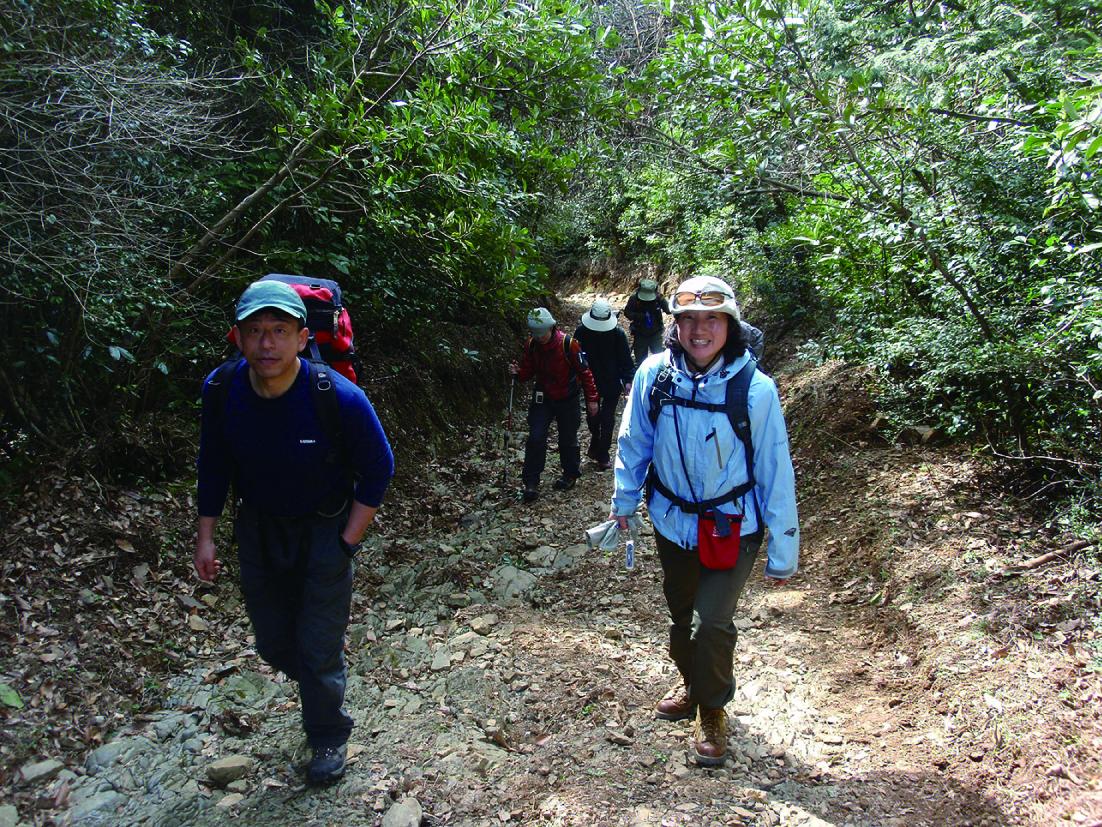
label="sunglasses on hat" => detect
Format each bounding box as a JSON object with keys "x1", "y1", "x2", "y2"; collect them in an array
[{"x1": 673, "y1": 289, "x2": 730, "y2": 308}]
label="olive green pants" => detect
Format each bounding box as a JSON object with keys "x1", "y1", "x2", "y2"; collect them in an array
[{"x1": 655, "y1": 529, "x2": 762, "y2": 710}]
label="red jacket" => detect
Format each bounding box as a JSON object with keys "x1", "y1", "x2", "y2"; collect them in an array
[{"x1": 517, "y1": 329, "x2": 599, "y2": 404}]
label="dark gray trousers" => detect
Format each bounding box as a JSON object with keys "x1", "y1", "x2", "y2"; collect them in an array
[
  {"x1": 632, "y1": 331, "x2": 664, "y2": 367},
  {"x1": 235, "y1": 502, "x2": 354, "y2": 748},
  {"x1": 522, "y1": 393, "x2": 582, "y2": 486},
  {"x1": 655, "y1": 528, "x2": 762, "y2": 710}
]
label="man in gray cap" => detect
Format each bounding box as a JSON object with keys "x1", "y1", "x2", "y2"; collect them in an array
[
  {"x1": 195, "y1": 279, "x2": 395, "y2": 786},
  {"x1": 510, "y1": 307, "x2": 599, "y2": 502},
  {"x1": 623, "y1": 277, "x2": 672, "y2": 367}
]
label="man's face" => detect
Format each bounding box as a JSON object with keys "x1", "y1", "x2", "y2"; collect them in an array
[
  {"x1": 532, "y1": 328, "x2": 553, "y2": 344},
  {"x1": 235, "y1": 311, "x2": 308, "y2": 383}
]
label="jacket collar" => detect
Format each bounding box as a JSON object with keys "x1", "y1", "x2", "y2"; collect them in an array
[{"x1": 667, "y1": 350, "x2": 752, "y2": 386}]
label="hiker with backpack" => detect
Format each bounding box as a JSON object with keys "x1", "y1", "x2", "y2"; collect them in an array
[
  {"x1": 194, "y1": 279, "x2": 395, "y2": 786},
  {"x1": 509, "y1": 307, "x2": 599, "y2": 503},
  {"x1": 610, "y1": 275, "x2": 799, "y2": 768},
  {"x1": 623, "y1": 277, "x2": 672, "y2": 367},
  {"x1": 573, "y1": 298, "x2": 635, "y2": 471}
]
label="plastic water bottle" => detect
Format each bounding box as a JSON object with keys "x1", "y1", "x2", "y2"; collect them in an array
[{"x1": 625, "y1": 539, "x2": 635, "y2": 570}]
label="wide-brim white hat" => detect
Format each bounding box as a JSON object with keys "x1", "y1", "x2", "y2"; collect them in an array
[{"x1": 581, "y1": 298, "x2": 618, "y2": 332}]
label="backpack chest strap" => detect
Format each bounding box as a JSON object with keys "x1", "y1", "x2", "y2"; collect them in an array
[{"x1": 646, "y1": 468, "x2": 755, "y2": 515}]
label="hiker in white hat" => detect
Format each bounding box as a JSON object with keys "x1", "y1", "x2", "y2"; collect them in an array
[
  {"x1": 573, "y1": 298, "x2": 635, "y2": 470},
  {"x1": 609, "y1": 273, "x2": 799, "y2": 769},
  {"x1": 623, "y1": 277, "x2": 672, "y2": 367}
]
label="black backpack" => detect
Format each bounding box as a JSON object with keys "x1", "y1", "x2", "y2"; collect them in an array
[{"x1": 645, "y1": 359, "x2": 758, "y2": 516}]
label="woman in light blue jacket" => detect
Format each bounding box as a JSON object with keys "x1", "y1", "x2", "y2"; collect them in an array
[{"x1": 612, "y1": 275, "x2": 799, "y2": 767}]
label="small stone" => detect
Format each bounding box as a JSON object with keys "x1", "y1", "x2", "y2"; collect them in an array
[
  {"x1": 18, "y1": 759, "x2": 64, "y2": 786},
  {"x1": 606, "y1": 731, "x2": 632, "y2": 746},
  {"x1": 206, "y1": 754, "x2": 254, "y2": 787},
  {"x1": 382, "y1": 796, "x2": 423, "y2": 827},
  {"x1": 470, "y1": 614, "x2": 499, "y2": 634},
  {"x1": 216, "y1": 792, "x2": 246, "y2": 809},
  {"x1": 740, "y1": 680, "x2": 761, "y2": 700},
  {"x1": 0, "y1": 805, "x2": 18, "y2": 827},
  {"x1": 430, "y1": 648, "x2": 451, "y2": 671}
]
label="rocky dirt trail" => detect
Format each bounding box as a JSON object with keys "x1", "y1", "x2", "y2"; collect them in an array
[{"x1": 6, "y1": 290, "x2": 1101, "y2": 827}]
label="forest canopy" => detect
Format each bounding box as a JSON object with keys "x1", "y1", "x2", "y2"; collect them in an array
[{"x1": 1, "y1": 0, "x2": 1099, "y2": 512}]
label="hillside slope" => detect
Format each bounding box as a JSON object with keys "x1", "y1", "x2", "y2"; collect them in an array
[{"x1": 1, "y1": 288, "x2": 1099, "y2": 826}]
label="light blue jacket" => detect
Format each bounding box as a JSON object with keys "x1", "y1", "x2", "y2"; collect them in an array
[{"x1": 612, "y1": 349, "x2": 799, "y2": 579}]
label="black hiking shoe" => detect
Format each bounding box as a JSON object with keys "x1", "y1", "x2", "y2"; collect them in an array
[
  {"x1": 521, "y1": 486, "x2": 540, "y2": 503},
  {"x1": 552, "y1": 475, "x2": 578, "y2": 491},
  {"x1": 306, "y1": 743, "x2": 347, "y2": 786}
]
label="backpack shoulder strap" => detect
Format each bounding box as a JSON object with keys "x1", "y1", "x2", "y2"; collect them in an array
[
  {"x1": 306, "y1": 359, "x2": 346, "y2": 471},
  {"x1": 647, "y1": 365, "x2": 676, "y2": 427},
  {"x1": 725, "y1": 359, "x2": 756, "y2": 484},
  {"x1": 205, "y1": 357, "x2": 243, "y2": 423}
]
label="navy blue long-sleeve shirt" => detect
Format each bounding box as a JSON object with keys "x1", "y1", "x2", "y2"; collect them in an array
[{"x1": 197, "y1": 358, "x2": 395, "y2": 518}]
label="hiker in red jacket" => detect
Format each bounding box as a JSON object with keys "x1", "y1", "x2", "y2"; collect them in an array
[{"x1": 510, "y1": 307, "x2": 599, "y2": 503}]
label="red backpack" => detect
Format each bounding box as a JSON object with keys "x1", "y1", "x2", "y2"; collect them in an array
[{"x1": 227, "y1": 273, "x2": 358, "y2": 383}]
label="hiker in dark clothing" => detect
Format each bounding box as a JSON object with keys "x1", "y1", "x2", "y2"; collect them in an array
[
  {"x1": 195, "y1": 280, "x2": 395, "y2": 786},
  {"x1": 510, "y1": 307, "x2": 599, "y2": 503},
  {"x1": 623, "y1": 277, "x2": 672, "y2": 367},
  {"x1": 574, "y1": 298, "x2": 635, "y2": 471}
]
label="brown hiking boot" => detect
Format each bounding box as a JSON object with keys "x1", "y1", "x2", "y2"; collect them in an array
[
  {"x1": 692, "y1": 707, "x2": 728, "y2": 766},
  {"x1": 654, "y1": 683, "x2": 696, "y2": 721}
]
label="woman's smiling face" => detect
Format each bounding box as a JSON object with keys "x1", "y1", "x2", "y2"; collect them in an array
[{"x1": 675, "y1": 309, "x2": 728, "y2": 369}]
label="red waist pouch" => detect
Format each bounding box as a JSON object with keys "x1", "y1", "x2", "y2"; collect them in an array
[{"x1": 698, "y1": 510, "x2": 743, "y2": 570}]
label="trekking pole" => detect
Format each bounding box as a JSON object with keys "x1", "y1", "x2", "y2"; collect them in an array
[{"x1": 501, "y1": 373, "x2": 515, "y2": 485}]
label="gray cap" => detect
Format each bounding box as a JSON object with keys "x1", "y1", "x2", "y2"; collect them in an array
[{"x1": 527, "y1": 307, "x2": 556, "y2": 331}]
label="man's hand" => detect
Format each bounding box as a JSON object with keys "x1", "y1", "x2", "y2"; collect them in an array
[
  {"x1": 193, "y1": 538, "x2": 222, "y2": 583},
  {"x1": 586, "y1": 400, "x2": 599, "y2": 418},
  {"x1": 508, "y1": 361, "x2": 520, "y2": 376},
  {"x1": 342, "y1": 501, "x2": 379, "y2": 548},
  {"x1": 611, "y1": 512, "x2": 630, "y2": 532}
]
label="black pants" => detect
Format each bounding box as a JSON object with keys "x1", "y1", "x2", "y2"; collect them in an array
[
  {"x1": 586, "y1": 392, "x2": 621, "y2": 465},
  {"x1": 632, "y1": 331, "x2": 664, "y2": 367},
  {"x1": 655, "y1": 528, "x2": 762, "y2": 709},
  {"x1": 521, "y1": 393, "x2": 581, "y2": 487},
  {"x1": 235, "y1": 502, "x2": 354, "y2": 748}
]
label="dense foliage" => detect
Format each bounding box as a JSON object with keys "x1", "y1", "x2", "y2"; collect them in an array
[
  {"x1": 0, "y1": 0, "x2": 611, "y2": 476},
  {"x1": 555, "y1": 0, "x2": 1101, "y2": 506},
  {"x1": 1, "y1": 0, "x2": 1099, "y2": 511}
]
